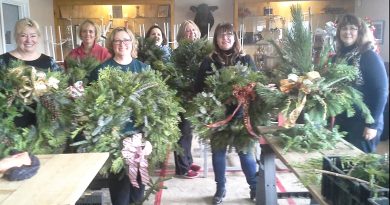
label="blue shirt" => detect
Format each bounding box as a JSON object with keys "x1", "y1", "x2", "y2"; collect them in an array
[{"x1": 89, "y1": 58, "x2": 149, "y2": 134}]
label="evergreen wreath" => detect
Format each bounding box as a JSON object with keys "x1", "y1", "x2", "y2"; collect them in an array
[
  {"x1": 0, "y1": 62, "x2": 73, "y2": 158},
  {"x1": 169, "y1": 38, "x2": 213, "y2": 105},
  {"x1": 187, "y1": 64, "x2": 273, "y2": 152},
  {"x1": 65, "y1": 56, "x2": 101, "y2": 84},
  {"x1": 71, "y1": 67, "x2": 183, "y2": 175},
  {"x1": 265, "y1": 5, "x2": 373, "y2": 127}
]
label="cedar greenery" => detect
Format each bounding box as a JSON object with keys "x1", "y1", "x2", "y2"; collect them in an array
[
  {"x1": 266, "y1": 114, "x2": 347, "y2": 153},
  {"x1": 267, "y1": 5, "x2": 373, "y2": 124},
  {"x1": 0, "y1": 62, "x2": 73, "y2": 158},
  {"x1": 187, "y1": 64, "x2": 271, "y2": 152},
  {"x1": 65, "y1": 56, "x2": 101, "y2": 84},
  {"x1": 71, "y1": 67, "x2": 183, "y2": 175}
]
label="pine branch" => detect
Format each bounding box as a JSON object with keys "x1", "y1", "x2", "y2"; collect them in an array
[{"x1": 314, "y1": 169, "x2": 386, "y2": 190}]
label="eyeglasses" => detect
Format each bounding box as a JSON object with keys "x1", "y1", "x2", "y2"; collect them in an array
[
  {"x1": 341, "y1": 26, "x2": 358, "y2": 32},
  {"x1": 218, "y1": 32, "x2": 234, "y2": 38},
  {"x1": 113, "y1": 39, "x2": 131, "y2": 45}
]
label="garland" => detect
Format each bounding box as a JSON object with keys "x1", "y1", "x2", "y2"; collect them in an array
[
  {"x1": 0, "y1": 62, "x2": 73, "y2": 158},
  {"x1": 187, "y1": 64, "x2": 272, "y2": 152},
  {"x1": 71, "y1": 67, "x2": 183, "y2": 175}
]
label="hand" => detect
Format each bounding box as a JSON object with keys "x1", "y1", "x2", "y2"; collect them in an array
[
  {"x1": 0, "y1": 152, "x2": 31, "y2": 173},
  {"x1": 363, "y1": 127, "x2": 377, "y2": 141}
]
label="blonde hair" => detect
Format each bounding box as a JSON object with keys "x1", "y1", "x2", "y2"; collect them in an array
[
  {"x1": 176, "y1": 20, "x2": 201, "y2": 42},
  {"x1": 14, "y1": 18, "x2": 41, "y2": 40},
  {"x1": 78, "y1": 19, "x2": 101, "y2": 41},
  {"x1": 106, "y1": 27, "x2": 138, "y2": 58}
]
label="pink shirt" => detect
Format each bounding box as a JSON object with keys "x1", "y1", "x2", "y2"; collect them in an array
[{"x1": 65, "y1": 42, "x2": 111, "y2": 69}]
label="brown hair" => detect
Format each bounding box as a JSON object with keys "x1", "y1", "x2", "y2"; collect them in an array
[
  {"x1": 14, "y1": 18, "x2": 41, "y2": 40},
  {"x1": 145, "y1": 25, "x2": 168, "y2": 45},
  {"x1": 212, "y1": 23, "x2": 243, "y2": 65},
  {"x1": 78, "y1": 19, "x2": 101, "y2": 41},
  {"x1": 176, "y1": 20, "x2": 201, "y2": 42},
  {"x1": 335, "y1": 14, "x2": 375, "y2": 52},
  {"x1": 106, "y1": 27, "x2": 138, "y2": 58}
]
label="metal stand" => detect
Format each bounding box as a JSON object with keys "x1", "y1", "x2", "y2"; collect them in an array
[{"x1": 256, "y1": 144, "x2": 277, "y2": 205}]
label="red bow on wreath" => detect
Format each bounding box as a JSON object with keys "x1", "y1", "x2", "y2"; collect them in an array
[{"x1": 207, "y1": 82, "x2": 264, "y2": 142}]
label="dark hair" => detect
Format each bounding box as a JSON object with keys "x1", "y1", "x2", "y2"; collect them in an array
[
  {"x1": 335, "y1": 14, "x2": 375, "y2": 52},
  {"x1": 145, "y1": 25, "x2": 167, "y2": 45},
  {"x1": 212, "y1": 23, "x2": 242, "y2": 65}
]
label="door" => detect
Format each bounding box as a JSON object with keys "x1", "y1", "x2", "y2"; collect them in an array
[{"x1": 1, "y1": 3, "x2": 21, "y2": 52}]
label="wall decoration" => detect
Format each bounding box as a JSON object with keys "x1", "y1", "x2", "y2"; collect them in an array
[
  {"x1": 372, "y1": 20, "x2": 384, "y2": 45},
  {"x1": 157, "y1": 5, "x2": 169, "y2": 18}
]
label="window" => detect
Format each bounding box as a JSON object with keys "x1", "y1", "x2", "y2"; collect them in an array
[{"x1": 0, "y1": 1, "x2": 28, "y2": 53}]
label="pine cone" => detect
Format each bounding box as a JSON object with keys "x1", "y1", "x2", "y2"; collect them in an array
[{"x1": 39, "y1": 95, "x2": 60, "y2": 120}]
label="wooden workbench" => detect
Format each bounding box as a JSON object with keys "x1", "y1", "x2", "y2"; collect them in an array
[
  {"x1": 256, "y1": 126, "x2": 363, "y2": 205},
  {"x1": 0, "y1": 152, "x2": 109, "y2": 205}
]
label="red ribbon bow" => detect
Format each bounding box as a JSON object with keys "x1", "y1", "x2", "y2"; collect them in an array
[{"x1": 207, "y1": 82, "x2": 264, "y2": 142}]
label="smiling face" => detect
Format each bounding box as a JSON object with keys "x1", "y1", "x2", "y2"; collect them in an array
[
  {"x1": 16, "y1": 27, "x2": 39, "y2": 53},
  {"x1": 340, "y1": 24, "x2": 359, "y2": 46},
  {"x1": 216, "y1": 31, "x2": 235, "y2": 51},
  {"x1": 149, "y1": 28, "x2": 163, "y2": 46},
  {"x1": 184, "y1": 24, "x2": 199, "y2": 42},
  {"x1": 80, "y1": 23, "x2": 96, "y2": 46},
  {"x1": 112, "y1": 30, "x2": 133, "y2": 58}
]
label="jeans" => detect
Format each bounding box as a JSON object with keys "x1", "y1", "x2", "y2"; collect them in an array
[
  {"x1": 212, "y1": 146, "x2": 257, "y2": 193},
  {"x1": 174, "y1": 115, "x2": 194, "y2": 175},
  {"x1": 108, "y1": 170, "x2": 145, "y2": 205}
]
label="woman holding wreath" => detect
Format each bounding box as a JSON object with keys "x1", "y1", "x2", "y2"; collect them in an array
[{"x1": 194, "y1": 23, "x2": 258, "y2": 204}]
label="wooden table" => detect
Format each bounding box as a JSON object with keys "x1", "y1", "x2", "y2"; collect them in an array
[
  {"x1": 256, "y1": 126, "x2": 363, "y2": 205},
  {"x1": 0, "y1": 152, "x2": 109, "y2": 205}
]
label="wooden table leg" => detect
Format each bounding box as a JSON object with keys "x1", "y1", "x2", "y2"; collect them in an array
[{"x1": 256, "y1": 144, "x2": 277, "y2": 205}]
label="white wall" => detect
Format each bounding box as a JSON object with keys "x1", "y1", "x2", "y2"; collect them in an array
[
  {"x1": 355, "y1": 0, "x2": 389, "y2": 62},
  {"x1": 29, "y1": 0, "x2": 55, "y2": 56},
  {"x1": 174, "y1": 0, "x2": 234, "y2": 38}
]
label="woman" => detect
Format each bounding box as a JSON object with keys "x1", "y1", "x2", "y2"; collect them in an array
[
  {"x1": 176, "y1": 20, "x2": 201, "y2": 43},
  {"x1": 0, "y1": 18, "x2": 60, "y2": 127},
  {"x1": 145, "y1": 25, "x2": 171, "y2": 62},
  {"x1": 65, "y1": 19, "x2": 111, "y2": 69},
  {"x1": 0, "y1": 18, "x2": 60, "y2": 71},
  {"x1": 334, "y1": 14, "x2": 388, "y2": 153},
  {"x1": 89, "y1": 27, "x2": 148, "y2": 205},
  {"x1": 194, "y1": 23, "x2": 258, "y2": 204},
  {"x1": 172, "y1": 20, "x2": 203, "y2": 179}
]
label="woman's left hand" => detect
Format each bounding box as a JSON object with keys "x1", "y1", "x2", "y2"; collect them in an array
[{"x1": 363, "y1": 127, "x2": 378, "y2": 141}]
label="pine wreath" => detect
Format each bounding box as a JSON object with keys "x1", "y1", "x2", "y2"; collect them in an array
[
  {"x1": 187, "y1": 64, "x2": 273, "y2": 152},
  {"x1": 65, "y1": 56, "x2": 101, "y2": 84},
  {"x1": 71, "y1": 67, "x2": 183, "y2": 175},
  {"x1": 0, "y1": 62, "x2": 73, "y2": 158},
  {"x1": 266, "y1": 5, "x2": 373, "y2": 127},
  {"x1": 170, "y1": 38, "x2": 213, "y2": 104}
]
